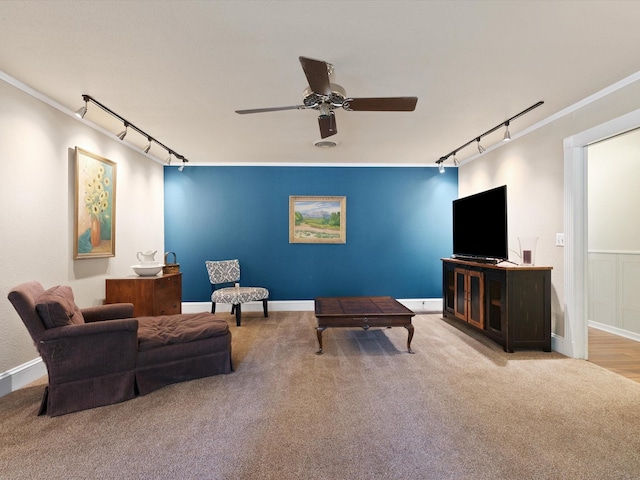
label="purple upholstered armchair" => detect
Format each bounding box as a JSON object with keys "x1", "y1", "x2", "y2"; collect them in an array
[{"x1": 8, "y1": 281, "x2": 232, "y2": 416}]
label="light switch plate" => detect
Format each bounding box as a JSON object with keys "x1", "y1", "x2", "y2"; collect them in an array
[{"x1": 556, "y1": 233, "x2": 565, "y2": 246}]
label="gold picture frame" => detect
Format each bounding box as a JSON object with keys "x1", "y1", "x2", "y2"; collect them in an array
[
  {"x1": 289, "y1": 196, "x2": 346, "y2": 244},
  {"x1": 74, "y1": 147, "x2": 116, "y2": 259}
]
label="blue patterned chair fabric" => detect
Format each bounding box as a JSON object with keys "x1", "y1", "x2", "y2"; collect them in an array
[{"x1": 205, "y1": 259, "x2": 269, "y2": 326}]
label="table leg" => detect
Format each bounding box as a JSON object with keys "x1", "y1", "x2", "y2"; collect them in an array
[
  {"x1": 405, "y1": 324, "x2": 415, "y2": 354},
  {"x1": 316, "y1": 326, "x2": 327, "y2": 355}
]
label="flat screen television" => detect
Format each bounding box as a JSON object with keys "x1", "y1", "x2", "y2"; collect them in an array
[{"x1": 452, "y1": 185, "x2": 508, "y2": 262}]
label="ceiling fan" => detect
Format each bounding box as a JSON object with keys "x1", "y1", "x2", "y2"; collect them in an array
[{"x1": 235, "y1": 56, "x2": 418, "y2": 139}]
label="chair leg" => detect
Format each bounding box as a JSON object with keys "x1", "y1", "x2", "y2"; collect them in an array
[
  {"x1": 211, "y1": 302, "x2": 216, "y2": 314},
  {"x1": 235, "y1": 303, "x2": 241, "y2": 327},
  {"x1": 263, "y1": 299, "x2": 268, "y2": 318}
]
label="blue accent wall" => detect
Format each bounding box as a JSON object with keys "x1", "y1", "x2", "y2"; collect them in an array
[{"x1": 164, "y1": 166, "x2": 457, "y2": 302}]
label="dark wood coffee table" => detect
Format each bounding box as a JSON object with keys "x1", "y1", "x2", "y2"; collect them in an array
[{"x1": 314, "y1": 296, "x2": 415, "y2": 354}]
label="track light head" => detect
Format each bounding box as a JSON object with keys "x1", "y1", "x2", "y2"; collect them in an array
[
  {"x1": 453, "y1": 153, "x2": 459, "y2": 166},
  {"x1": 503, "y1": 121, "x2": 511, "y2": 142},
  {"x1": 175, "y1": 153, "x2": 186, "y2": 171},
  {"x1": 477, "y1": 138, "x2": 485, "y2": 154},
  {"x1": 143, "y1": 137, "x2": 152, "y2": 153},
  {"x1": 438, "y1": 162, "x2": 445, "y2": 174},
  {"x1": 75, "y1": 96, "x2": 88, "y2": 118},
  {"x1": 117, "y1": 123, "x2": 128, "y2": 140},
  {"x1": 75, "y1": 104, "x2": 87, "y2": 119}
]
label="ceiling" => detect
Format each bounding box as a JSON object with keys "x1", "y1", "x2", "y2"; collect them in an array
[{"x1": 2, "y1": 1, "x2": 640, "y2": 166}]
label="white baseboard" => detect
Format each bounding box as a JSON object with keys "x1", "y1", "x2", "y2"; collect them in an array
[
  {"x1": 551, "y1": 333, "x2": 569, "y2": 357},
  {"x1": 182, "y1": 300, "x2": 313, "y2": 313},
  {"x1": 0, "y1": 357, "x2": 46, "y2": 398},
  {"x1": 182, "y1": 298, "x2": 443, "y2": 314},
  {"x1": 1, "y1": 298, "x2": 442, "y2": 398},
  {"x1": 589, "y1": 321, "x2": 640, "y2": 343},
  {"x1": 400, "y1": 298, "x2": 442, "y2": 313}
]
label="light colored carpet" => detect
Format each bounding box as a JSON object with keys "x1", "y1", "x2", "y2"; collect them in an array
[{"x1": 2, "y1": 311, "x2": 640, "y2": 479}]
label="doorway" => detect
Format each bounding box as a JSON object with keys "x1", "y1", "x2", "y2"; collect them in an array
[
  {"x1": 564, "y1": 108, "x2": 640, "y2": 359},
  {"x1": 585, "y1": 128, "x2": 640, "y2": 380}
]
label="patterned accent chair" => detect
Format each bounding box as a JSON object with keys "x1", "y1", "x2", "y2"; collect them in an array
[{"x1": 205, "y1": 259, "x2": 269, "y2": 326}]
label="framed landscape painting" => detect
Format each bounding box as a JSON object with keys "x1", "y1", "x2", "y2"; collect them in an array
[
  {"x1": 74, "y1": 147, "x2": 116, "y2": 259},
  {"x1": 289, "y1": 196, "x2": 346, "y2": 244}
]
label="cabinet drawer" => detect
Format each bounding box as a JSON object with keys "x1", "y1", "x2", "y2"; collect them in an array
[
  {"x1": 155, "y1": 297, "x2": 181, "y2": 315},
  {"x1": 153, "y1": 274, "x2": 181, "y2": 315},
  {"x1": 155, "y1": 274, "x2": 180, "y2": 291}
]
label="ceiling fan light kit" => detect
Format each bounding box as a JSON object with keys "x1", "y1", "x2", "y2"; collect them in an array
[{"x1": 236, "y1": 56, "x2": 418, "y2": 140}]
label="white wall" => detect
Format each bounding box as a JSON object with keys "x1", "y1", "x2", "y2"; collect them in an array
[
  {"x1": 0, "y1": 78, "x2": 165, "y2": 380},
  {"x1": 458, "y1": 77, "x2": 640, "y2": 351},
  {"x1": 588, "y1": 128, "x2": 640, "y2": 250}
]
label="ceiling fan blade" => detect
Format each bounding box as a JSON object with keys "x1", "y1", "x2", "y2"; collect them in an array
[
  {"x1": 318, "y1": 113, "x2": 337, "y2": 138},
  {"x1": 299, "y1": 56, "x2": 332, "y2": 96},
  {"x1": 343, "y1": 97, "x2": 418, "y2": 112},
  {"x1": 235, "y1": 105, "x2": 304, "y2": 114}
]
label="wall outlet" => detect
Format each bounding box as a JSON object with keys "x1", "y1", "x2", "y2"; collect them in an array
[{"x1": 556, "y1": 233, "x2": 565, "y2": 247}]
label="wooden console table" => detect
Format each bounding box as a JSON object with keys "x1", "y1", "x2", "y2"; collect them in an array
[{"x1": 105, "y1": 273, "x2": 182, "y2": 317}]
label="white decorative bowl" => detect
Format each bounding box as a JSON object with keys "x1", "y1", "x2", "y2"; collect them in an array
[{"x1": 131, "y1": 264, "x2": 164, "y2": 276}]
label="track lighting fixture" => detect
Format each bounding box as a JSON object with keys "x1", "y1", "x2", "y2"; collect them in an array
[
  {"x1": 76, "y1": 94, "x2": 189, "y2": 166},
  {"x1": 117, "y1": 123, "x2": 128, "y2": 141},
  {"x1": 434, "y1": 101, "x2": 543, "y2": 170},
  {"x1": 503, "y1": 121, "x2": 511, "y2": 142}
]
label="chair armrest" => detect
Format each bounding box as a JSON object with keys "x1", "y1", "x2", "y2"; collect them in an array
[
  {"x1": 39, "y1": 318, "x2": 138, "y2": 340},
  {"x1": 82, "y1": 303, "x2": 135, "y2": 322},
  {"x1": 37, "y1": 319, "x2": 139, "y2": 384}
]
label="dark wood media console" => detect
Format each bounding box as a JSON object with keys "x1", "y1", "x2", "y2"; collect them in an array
[{"x1": 442, "y1": 259, "x2": 552, "y2": 352}]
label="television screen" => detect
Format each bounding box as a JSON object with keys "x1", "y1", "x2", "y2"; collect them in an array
[{"x1": 452, "y1": 185, "x2": 508, "y2": 261}]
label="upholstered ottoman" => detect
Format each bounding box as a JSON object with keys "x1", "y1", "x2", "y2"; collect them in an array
[{"x1": 135, "y1": 313, "x2": 233, "y2": 395}]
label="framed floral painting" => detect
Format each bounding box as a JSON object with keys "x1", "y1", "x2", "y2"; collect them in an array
[
  {"x1": 74, "y1": 147, "x2": 116, "y2": 259},
  {"x1": 289, "y1": 196, "x2": 346, "y2": 244}
]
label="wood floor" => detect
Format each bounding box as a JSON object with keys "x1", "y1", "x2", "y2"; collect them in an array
[{"x1": 588, "y1": 327, "x2": 640, "y2": 383}]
